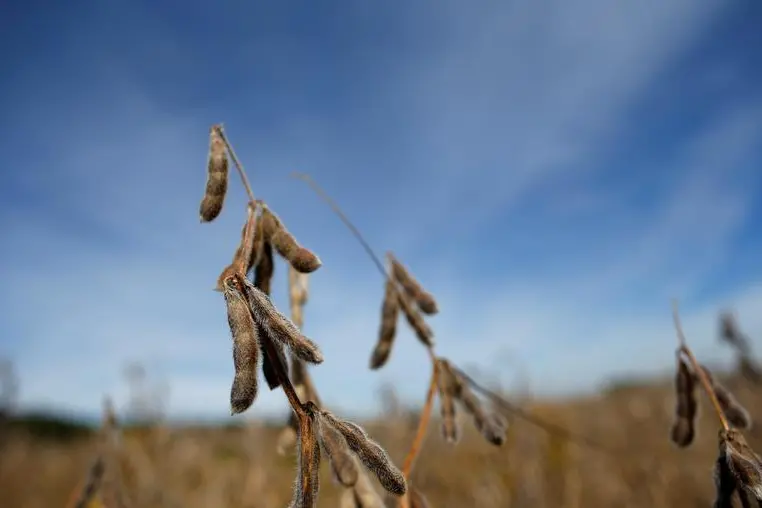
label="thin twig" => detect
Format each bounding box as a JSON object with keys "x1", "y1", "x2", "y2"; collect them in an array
[
  {"x1": 671, "y1": 299, "x2": 729, "y2": 431},
  {"x1": 402, "y1": 361, "x2": 438, "y2": 475},
  {"x1": 292, "y1": 172, "x2": 388, "y2": 279},
  {"x1": 295, "y1": 172, "x2": 621, "y2": 471},
  {"x1": 399, "y1": 362, "x2": 439, "y2": 508},
  {"x1": 453, "y1": 366, "x2": 617, "y2": 456},
  {"x1": 217, "y1": 125, "x2": 256, "y2": 204}
]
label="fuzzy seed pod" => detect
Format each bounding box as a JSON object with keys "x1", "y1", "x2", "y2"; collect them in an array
[
  {"x1": 396, "y1": 288, "x2": 434, "y2": 347},
  {"x1": 719, "y1": 428, "x2": 762, "y2": 501},
  {"x1": 262, "y1": 207, "x2": 322, "y2": 274},
  {"x1": 316, "y1": 412, "x2": 359, "y2": 487},
  {"x1": 720, "y1": 312, "x2": 751, "y2": 354},
  {"x1": 318, "y1": 410, "x2": 407, "y2": 496},
  {"x1": 254, "y1": 241, "x2": 275, "y2": 296},
  {"x1": 222, "y1": 277, "x2": 260, "y2": 414},
  {"x1": 436, "y1": 359, "x2": 460, "y2": 444},
  {"x1": 700, "y1": 365, "x2": 752, "y2": 430},
  {"x1": 239, "y1": 276, "x2": 324, "y2": 365},
  {"x1": 370, "y1": 277, "x2": 400, "y2": 370},
  {"x1": 388, "y1": 255, "x2": 438, "y2": 315},
  {"x1": 290, "y1": 408, "x2": 321, "y2": 508},
  {"x1": 713, "y1": 450, "x2": 737, "y2": 508},
  {"x1": 740, "y1": 355, "x2": 762, "y2": 385},
  {"x1": 457, "y1": 382, "x2": 506, "y2": 446},
  {"x1": 670, "y1": 355, "x2": 698, "y2": 448},
  {"x1": 262, "y1": 342, "x2": 288, "y2": 390},
  {"x1": 199, "y1": 125, "x2": 229, "y2": 222}
]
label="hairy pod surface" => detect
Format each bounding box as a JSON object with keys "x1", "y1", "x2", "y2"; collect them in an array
[
  {"x1": 388, "y1": 255, "x2": 438, "y2": 315},
  {"x1": 262, "y1": 207, "x2": 322, "y2": 274},
  {"x1": 318, "y1": 410, "x2": 407, "y2": 496},
  {"x1": 222, "y1": 278, "x2": 260, "y2": 414},
  {"x1": 199, "y1": 125, "x2": 229, "y2": 222}
]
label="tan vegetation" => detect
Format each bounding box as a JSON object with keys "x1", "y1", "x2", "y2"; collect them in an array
[{"x1": 3, "y1": 125, "x2": 762, "y2": 507}]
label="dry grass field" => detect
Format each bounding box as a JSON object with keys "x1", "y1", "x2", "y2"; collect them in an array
[
  {"x1": 3, "y1": 124, "x2": 759, "y2": 508},
  {"x1": 3, "y1": 370, "x2": 762, "y2": 508}
]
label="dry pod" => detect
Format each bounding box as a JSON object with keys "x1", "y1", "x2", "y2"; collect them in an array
[
  {"x1": 239, "y1": 275, "x2": 324, "y2": 365},
  {"x1": 221, "y1": 277, "x2": 260, "y2": 414},
  {"x1": 370, "y1": 277, "x2": 400, "y2": 370},
  {"x1": 699, "y1": 365, "x2": 752, "y2": 430},
  {"x1": 199, "y1": 125, "x2": 229, "y2": 222},
  {"x1": 719, "y1": 428, "x2": 762, "y2": 501},
  {"x1": 317, "y1": 409, "x2": 407, "y2": 496},
  {"x1": 396, "y1": 289, "x2": 434, "y2": 347},
  {"x1": 436, "y1": 359, "x2": 460, "y2": 444},
  {"x1": 713, "y1": 450, "x2": 737, "y2": 508},
  {"x1": 719, "y1": 312, "x2": 750, "y2": 354},
  {"x1": 254, "y1": 240, "x2": 275, "y2": 296},
  {"x1": 670, "y1": 353, "x2": 698, "y2": 448},
  {"x1": 262, "y1": 206, "x2": 322, "y2": 274},
  {"x1": 262, "y1": 342, "x2": 288, "y2": 391},
  {"x1": 316, "y1": 412, "x2": 359, "y2": 487},
  {"x1": 456, "y1": 381, "x2": 506, "y2": 446},
  {"x1": 388, "y1": 254, "x2": 438, "y2": 315}
]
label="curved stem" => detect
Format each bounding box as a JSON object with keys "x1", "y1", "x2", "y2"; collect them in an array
[
  {"x1": 217, "y1": 125, "x2": 256, "y2": 204},
  {"x1": 671, "y1": 300, "x2": 729, "y2": 431},
  {"x1": 399, "y1": 357, "x2": 438, "y2": 508}
]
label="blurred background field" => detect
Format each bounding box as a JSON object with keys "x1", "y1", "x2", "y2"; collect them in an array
[{"x1": 3, "y1": 363, "x2": 762, "y2": 508}]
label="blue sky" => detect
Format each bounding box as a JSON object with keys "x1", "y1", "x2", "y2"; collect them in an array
[{"x1": 1, "y1": 0, "x2": 762, "y2": 421}]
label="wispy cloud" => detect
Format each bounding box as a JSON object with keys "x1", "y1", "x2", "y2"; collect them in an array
[{"x1": 1, "y1": 0, "x2": 761, "y2": 420}]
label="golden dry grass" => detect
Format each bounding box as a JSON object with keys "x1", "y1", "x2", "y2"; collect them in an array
[{"x1": 4, "y1": 372, "x2": 762, "y2": 508}]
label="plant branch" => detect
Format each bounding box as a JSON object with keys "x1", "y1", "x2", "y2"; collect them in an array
[
  {"x1": 292, "y1": 172, "x2": 388, "y2": 279},
  {"x1": 294, "y1": 172, "x2": 618, "y2": 463},
  {"x1": 671, "y1": 299, "x2": 729, "y2": 431},
  {"x1": 453, "y1": 366, "x2": 617, "y2": 456},
  {"x1": 216, "y1": 124, "x2": 256, "y2": 204},
  {"x1": 402, "y1": 360, "x2": 438, "y2": 477}
]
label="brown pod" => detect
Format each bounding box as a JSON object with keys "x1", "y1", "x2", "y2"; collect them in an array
[
  {"x1": 713, "y1": 449, "x2": 738, "y2": 508},
  {"x1": 251, "y1": 241, "x2": 282, "y2": 390},
  {"x1": 435, "y1": 359, "x2": 460, "y2": 444},
  {"x1": 457, "y1": 382, "x2": 506, "y2": 446},
  {"x1": 262, "y1": 207, "x2": 322, "y2": 273},
  {"x1": 719, "y1": 428, "x2": 762, "y2": 501},
  {"x1": 199, "y1": 125, "x2": 229, "y2": 222},
  {"x1": 700, "y1": 365, "x2": 752, "y2": 430},
  {"x1": 670, "y1": 355, "x2": 698, "y2": 448},
  {"x1": 222, "y1": 277, "x2": 260, "y2": 413},
  {"x1": 370, "y1": 277, "x2": 400, "y2": 370},
  {"x1": 389, "y1": 255, "x2": 438, "y2": 315},
  {"x1": 241, "y1": 276, "x2": 324, "y2": 365},
  {"x1": 254, "y1": 241, "x2": 275, "y2": 296},
  {"x1": 670, "y1": 418, "x2": 695, "y2": 449},
  {"x1": 396, "y1": 288, "x2": 434, "y2": 347},
  {"x1": 316, "y1": 413, "x2": 359, "y2": 487},
  {"x1": 318, "y1": 409, "x2": 407, "y2": 496}
]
